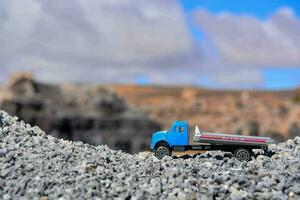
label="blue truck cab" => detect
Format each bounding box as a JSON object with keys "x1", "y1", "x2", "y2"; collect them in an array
[{"x1": 151, "y1": 121, "x2": 189, "y2": 149}]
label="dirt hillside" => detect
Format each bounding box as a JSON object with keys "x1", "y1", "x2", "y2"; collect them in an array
[{"x1": 111, "y1": 85, "x2": 300, "y2": 141}]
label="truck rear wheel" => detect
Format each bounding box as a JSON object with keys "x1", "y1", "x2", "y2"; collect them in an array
[
  {"x1": 155, "y1": 146, "x2": 171, "y2": 159},
  {"x1": 234, "y1": 148, "x2": 251, "y2": 162}
]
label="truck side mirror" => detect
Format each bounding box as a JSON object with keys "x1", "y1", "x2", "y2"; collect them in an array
[{"x1": 195, "y1": 126, "x2": 202, "y2": 136}]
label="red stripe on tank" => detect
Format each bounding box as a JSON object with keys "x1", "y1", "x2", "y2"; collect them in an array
[{"x1": 199, "y1": 135, "x2": 267, "y2": 143}]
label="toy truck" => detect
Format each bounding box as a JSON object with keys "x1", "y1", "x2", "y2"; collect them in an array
[{"x1": 151, "y1": 121, "x2": 275, "y2": 161}]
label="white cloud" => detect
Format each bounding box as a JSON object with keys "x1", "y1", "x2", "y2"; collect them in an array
[
  {"x1": 0, "y1": 0, "x2": 196, "y2": 83},
  {"x1": 194, "y1": 7, "x2": 300, "y2": 67}
]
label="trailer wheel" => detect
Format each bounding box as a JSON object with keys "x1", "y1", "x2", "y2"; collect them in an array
[
  {"x1": 155, "y1": 145, "x2": 171, "y2": 159},
  {"x1": 234, "y1": 148, "x2": 251, "y2": 162}
]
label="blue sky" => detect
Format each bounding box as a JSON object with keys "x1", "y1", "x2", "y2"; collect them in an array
[
  {"x1": 263, "y1": 69, "x2": 300, "y2": 89},
  {"x1": 180, "y1": 0, "x2": 300, "y2": 18},
  {"x1": 180, "y1": 0, "x2": 300, "y2": 89}
]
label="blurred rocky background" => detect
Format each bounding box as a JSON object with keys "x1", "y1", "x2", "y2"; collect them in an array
[
  {"x1": 0, "y1": 73, "x2": 160, "y2": 153},
  {"x1": 1, "y1": 72, "x2": 300, "y2": 154}
]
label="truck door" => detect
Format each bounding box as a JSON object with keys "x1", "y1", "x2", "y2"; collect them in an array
[{"x1": 170, "y1": 122, "x2": 188, "y2": 146}]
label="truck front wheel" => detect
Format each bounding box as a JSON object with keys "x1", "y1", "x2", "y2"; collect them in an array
[
  {"x1": 155, "y1": 146, "x2": 171, "y2": 159},
  {"x1": 234, "y1": 148, "x2": 251, "y2": 162}
]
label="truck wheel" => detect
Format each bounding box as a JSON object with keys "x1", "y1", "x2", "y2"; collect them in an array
[
  {"x1": 155, "y1": 146, "x2": 171, "y2": 159},
  {"x1": 234, "y1": 148, "x2": 251, "y2": 162}
]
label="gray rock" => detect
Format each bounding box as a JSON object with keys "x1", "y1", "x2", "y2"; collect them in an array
[
  {"x1": 0, "y1": 110, "x2": 299, "y2": 199},
  {"x1": 290, "y1": 183, "x2": 300, "y2": 194}
]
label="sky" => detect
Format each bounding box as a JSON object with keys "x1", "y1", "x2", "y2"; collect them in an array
[
  {"x1": 181, "y1": 0, "x2": 300, "y2": 18},
  {"x1": 180, "y1": 0, "x2": 300, "y2": 89},
  {"x1": 0, "y1": 0, "x2": 299, "y2": 89}
]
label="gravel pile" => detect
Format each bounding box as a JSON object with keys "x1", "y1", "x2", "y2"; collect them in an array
[{"x1": 0, "y1": 110, "x2": 300, "y2": 200}]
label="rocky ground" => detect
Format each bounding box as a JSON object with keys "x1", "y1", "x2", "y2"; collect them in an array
[{"x1": 0, "y1": 110, "x2": 300, "y2": 200}]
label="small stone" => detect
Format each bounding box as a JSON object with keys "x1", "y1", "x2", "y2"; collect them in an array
[
  {"x1": 115, "y1": 186, "x2": 124, "y2": 193},
  {"x1": 147, "y1": 178, "x2": 161, "y2": 195},
  {"x1": 229, "y1": 186, "x2": 248, "y2": 200},
  {"x1": 229, "y1": 187, "x2": 239, "y2": 199},
  {"x1": 294, "y1": 136, "x2": 300, "y2": 144},
  {"x1": 3, "y1": 194, "x2": 11, "y2": 200},
  {"x1": 289, "y1": 192, "x2": 295, "y2": 197},
  {"x1": 137, "y1": 152, "x2": 152, "y2": 161},
  {"x1": 177, "y1": 191, "x2": 186, "y2": 200},
  {"x1": 286, "y1": 140, "x2": 295, "y2": 148},
  {"x1": 0, "y1": 169, "x2": 10, "y2": 177},
  {"x1": 203, "y1": 161, "x2": 213, "y2": 168},
  {"x1": 25, "y1": 163, "x2": 34, "y2": 171},
  {"x1": 291, "y1": 183, "x2": 300, "y2": 194}
]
